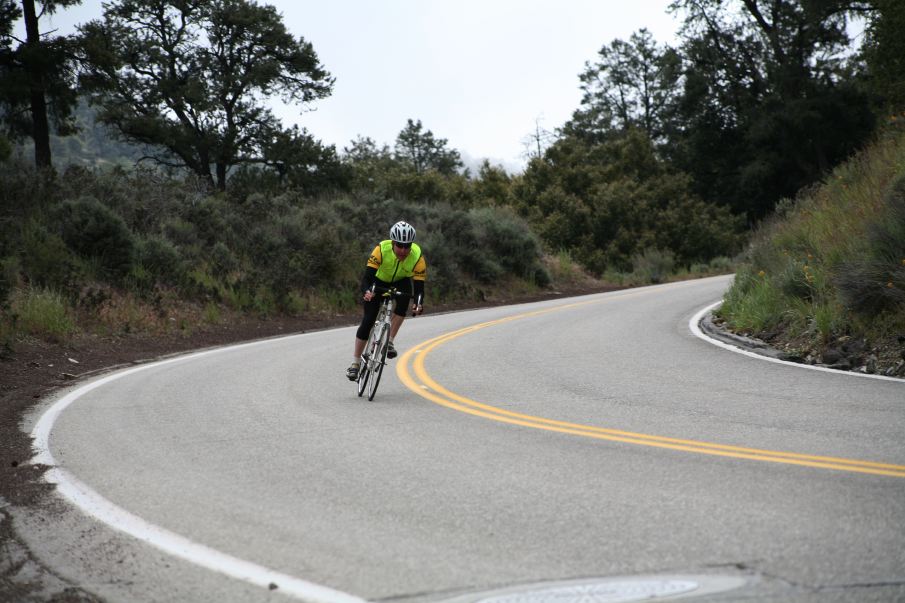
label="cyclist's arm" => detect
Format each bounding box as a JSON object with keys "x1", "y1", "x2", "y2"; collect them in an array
[
  {"x1": 359, "y1": 266, "x2": 377, "y2": 295},
  {"x1": 413, "y1": 255, "x2": 426, "y2": 309},
  {"x1": 413, "y1": 255, "x2": 426, "y2": 282},
  {"x1": 366, "y1": 245, "x2": 382, "y2": 271},
  {"x1": 360, "y1": 245, "x2": 382, "y2": 299}
]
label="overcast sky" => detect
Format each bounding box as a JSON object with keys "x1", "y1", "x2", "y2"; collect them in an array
[{"x1": 25, "y1": 1, "x2": 681, "y2": 172}]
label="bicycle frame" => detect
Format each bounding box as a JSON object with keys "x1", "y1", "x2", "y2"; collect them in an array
[{"x1": 356, "y1": 285, "x2": 415, "y2": 400}]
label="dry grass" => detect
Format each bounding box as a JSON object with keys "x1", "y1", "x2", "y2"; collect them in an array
[{"x1": 720, "y1": 123, "x2": 905, "y2": 363}]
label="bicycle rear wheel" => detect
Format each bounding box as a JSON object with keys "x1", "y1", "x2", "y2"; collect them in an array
[{"x1": 367, "y1": 324, "x2": 391, "y2": 401}]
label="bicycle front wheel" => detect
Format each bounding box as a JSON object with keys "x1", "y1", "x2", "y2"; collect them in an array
[
  {"x1": 367, "y1": 324, "x2": 391, "y2": 401},
  {"x1": 356, "y1": 353, "x2": 369, "y2": 397},
  {"x1": 357, "y1": 322, "x2": 382, "y2": 398}
]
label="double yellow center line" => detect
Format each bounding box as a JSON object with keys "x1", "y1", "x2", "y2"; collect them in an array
[{"x1": 397, "y1": 300, "x2": 905, "y2": 479}]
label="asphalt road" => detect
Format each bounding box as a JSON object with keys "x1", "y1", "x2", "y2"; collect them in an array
[{"x1": 19, "y1": 275, "x2": 905, "y2": 602}]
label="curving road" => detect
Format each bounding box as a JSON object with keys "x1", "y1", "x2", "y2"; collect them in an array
[{"x1": 23, "y1": 275, "x2": 905, "y2": 602}]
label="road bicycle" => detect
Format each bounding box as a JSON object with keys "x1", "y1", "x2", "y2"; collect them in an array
[{"x1": 356, "y1": 285, "x2": 421, "y2": 400}]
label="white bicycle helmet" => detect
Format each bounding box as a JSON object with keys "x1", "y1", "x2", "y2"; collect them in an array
[{"x1": 389, "y1": 221, "x2": 416, "y2": 244}]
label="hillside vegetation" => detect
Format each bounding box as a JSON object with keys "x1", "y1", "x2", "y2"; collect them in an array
[
  {"x1": 0, "y1": 157, "x2": 735, "y2": 352},
  {"x1": 718, "y1": 121, "x2": 905, "y2": 376}
]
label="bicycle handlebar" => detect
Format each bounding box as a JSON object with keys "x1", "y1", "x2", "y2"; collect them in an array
[{"x1": 368, "y1": 284, "x2": 423, "y2": 315}]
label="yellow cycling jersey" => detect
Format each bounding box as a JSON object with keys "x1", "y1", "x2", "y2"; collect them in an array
[{"x1": 367, "y1": 240, "x2": 427, "y2": 282}]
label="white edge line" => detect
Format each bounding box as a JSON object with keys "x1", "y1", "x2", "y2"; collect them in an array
[
  {"x1": 30, "y1": 332, "x2": 368, "y2": 603},
  {"x1": 690, "y1": 301, "x2": 904, "y2": 383}
]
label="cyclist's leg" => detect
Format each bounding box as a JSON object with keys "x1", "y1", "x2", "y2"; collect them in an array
[
  {"x1": 392, "y1": 278, "x2": 414, "y2": 336},
  {"x1": 355, "y1": 299, "x2": 381, "y2": 341},
  {"x1": 349, "y1": 297, "x2": 381, "y2": 379},
  {"x1": 386, "y1": 279, "x2": 413, "y2": 358},
  {"x1": 389, "y1": 313, "x2": 405, "y2": 339},
  {"x1": 356, "y1": 295, "x2": 382, "y2": 342},
  {"x1": 353, "y1": 337, "x2": 367, "y2": 359}
]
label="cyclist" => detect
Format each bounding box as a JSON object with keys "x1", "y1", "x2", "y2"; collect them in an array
[{"x1": 346, "y1": 221, "x2": 426, "y2": 380}]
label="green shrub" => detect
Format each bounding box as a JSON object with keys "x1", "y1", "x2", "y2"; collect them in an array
[
  {"x1": 469, "y1": 206, "x2": 549, "y2": 283},
  {"x1": 547, "y1": 250, "x2": 586, "y2": 285},
  {"x1": 209, "y1": 241, "x2": 239, "y2": 278},
  {"x1": 657, "y1": 197, "x2": 745, "y2": 265},
  {"x1": 282, "y1": 204, "x2": 358, "y2": 286},
  {"x1": 464, "y1": 254, "x2": 506, "y2": 283},
  {"x1": 237, "y1": 191, "x2": 295, "y2": 222},
  {"x1": 708, "y1": 256, "x2": 734, "y2": 273},
  {"x1": 203, "y1": 301, "x2": 222, "y2": 324},
  {"x1": 631, "y1": 248, "x2": 675, "y2": 284},
  {"x1": 385, "y1": 170, "x2": 466, "y2": 205},
  {"x1": 163, "y1": 218, "x2": 200, "y2": 249},
  {"x1": 417, "y1": 229, "x2": 457, "y2": 296},
  {"x1": 0, "y1": 256, "x2": 21, "y2": 307},
  {"x1": 56, "y1": 196, "x2": 135, "y2": 280},
  {"x1": 126, "y1": 263, "x2": 153, "y2": 293},
  {"x1": 834, "y1": 175, "x2": 905, "y2": 315},
  {"x1": 185, "y1": 195, "x2": 234, "y2": 246},
  {"x1": 20, "y1": 221, "x2": 81, "y2": 290},
  {"x1": 251, "y1": 286, "x2": 277, "y2": 316},
  {"x1": 0, "y1": 134, "x2": 11, "y2": 162},
  {"x1": 217, "y1": 283, "x2": 251, "y2": 310},
  {"x1": 809, "y1": 300, "x2": 846, "y2": 343},
  {"x1": 719, "y1": 270, "x2": 787, "y2": 333},
  {"x1": 0, "y1": 159, "x2": 61, "y2": 220},
  {"x1": 246, "y1": 223, "x2": 293, "y2": 297},
  {"x1": 10, "y1": 287, "x2": 76, "y2": 341},
  {"x1": 136, "y1": 236, "x2": 184, "y2": 285},
  {"x1": 835, "y1": 259, "x2": 905, "y2": 315},
  {"x1": 775, "y1": 259, "x2": 815, "y2": 300},
  {"x1": 187, "y1": 266, "x2": 220, "y2": 298},
  {"x1": 226, "y1": 168, "x2": 284, "y2": 205}
]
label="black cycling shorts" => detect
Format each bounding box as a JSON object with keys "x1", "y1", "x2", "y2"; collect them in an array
[{"x1": 355, "y1": 277, "x2": 413, "y2": 340}]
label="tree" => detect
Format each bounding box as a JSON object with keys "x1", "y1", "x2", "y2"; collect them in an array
[
  {"x1": 514, "y1": 128, "x2": 743, "y2": 273},
  {"x1": 394, "y1": 118, "x2": 463, "y2": 175},
  {"x1": 862, "y1": 0, "x2": 905, "y2": 111},
  {"x1": 521, "y1": 116, "x2": 555, "y2": 160},
  {"x1": 670, "y1": 0, "x2": 876, "y2": 220},
  {"x1": 474, "y1": 160, "x2": 513, "y2": 206},
  {"x1": 79, "y1": 0, "x2": 333, "y2": 190},
  {"x1": 567, "y1": 28, "x2": 682, "y2": 145},
  {"x1": 341, "y1": 135, "x2": 396, "y2": 190},
  {"x1": 343, "y1": 135, "x2": 394, "y2": 171},
  {"x1": 0, "y1": 0, "x2": 81, "y2": 168},
  {"x1": 261, "y1": 125, "x2": 346, "y2": 193},
  {"x1": 0, "y1": 1, "x2": 14, "y2": 39}
]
